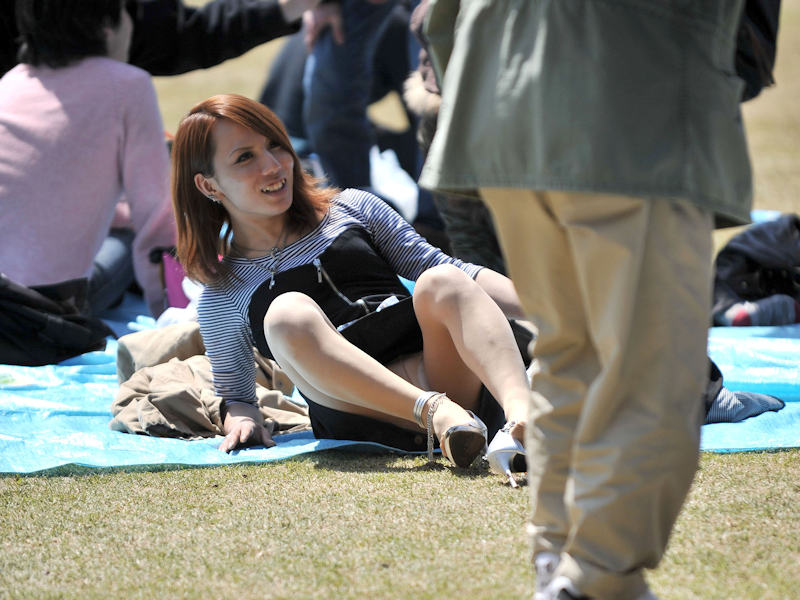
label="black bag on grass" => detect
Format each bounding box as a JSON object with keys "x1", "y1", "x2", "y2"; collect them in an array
[{"x1": 0, "y1": 274, "x2": 113, "y2": 366}]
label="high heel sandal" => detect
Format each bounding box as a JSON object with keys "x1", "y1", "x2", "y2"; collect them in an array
[
  {"x1": 413, "y1": 392, "x2": 488, "y2": 468},
  {"x1": 486, "y1": 421, "x2": 526, "y2": 487}
]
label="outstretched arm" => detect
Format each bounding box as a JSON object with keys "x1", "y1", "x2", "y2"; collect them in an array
[
  {"x1": 198, "y1": 289, "x2": 275, "y2": 452},
  {"x1": 349, "y1": 189, "x2": 527, "y2": 320},
  {"x1": 129, "y1": 0, "x2": 320, "y2": 76}
]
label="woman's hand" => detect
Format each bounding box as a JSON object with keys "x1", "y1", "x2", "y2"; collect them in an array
[{"x1": 219, "y1": 401, "x2": 276, "y2": 453}]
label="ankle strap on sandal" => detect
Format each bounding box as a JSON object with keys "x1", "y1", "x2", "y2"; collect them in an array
[
  {"x1": 412, "y1": 391, "x2": 446, "y2": 462},
  {"x1": 413, "y1": 391, "x2": 439, "y2": 429},
  {"x1": 501, "y1": 420, "x2": 519, "y2": 433},
  {"x1": 425, "y1": 393, "x2": 445, "y2": 462}
]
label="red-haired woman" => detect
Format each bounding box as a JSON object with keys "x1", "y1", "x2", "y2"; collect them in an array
[{"x1": 172, "y1": 93, "x2": 529, "y2": 476}]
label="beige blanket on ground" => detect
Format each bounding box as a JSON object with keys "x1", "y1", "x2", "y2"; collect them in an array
[{"x1": 110, "y1": 322, "x2": 310, "y2": 439}]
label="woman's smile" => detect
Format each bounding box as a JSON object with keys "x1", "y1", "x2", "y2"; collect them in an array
[{"x1": 260, "y1": 178, "x2": 287, "y2": 194}]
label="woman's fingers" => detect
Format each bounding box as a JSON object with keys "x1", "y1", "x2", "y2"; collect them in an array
[
  {"x1": 219, "y1": 420, "x2": 276, "y2": 452},
  {"x1": 239, "y1": 422, "x2": 253, "y2": 445},
  {"x1": 261, "y1": 426, "x2": 277, "y2": 449},
  {"x1": 219, "y1": 429, "x2": 240, "y2": 453}
]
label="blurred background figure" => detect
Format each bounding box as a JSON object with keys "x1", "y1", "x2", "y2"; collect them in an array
[
  {"x1": 283, "y1": 0, "x2": 448, "y2": 249},
  {"x1": 0, "y1": 0, "x2": 175, "y2": 316},
  {"x1": 0, "y1": 0, "x2": 321, "y2": 77},
  {"x1": 0, "y1": 0, "x2": 320, "y2": 316}
]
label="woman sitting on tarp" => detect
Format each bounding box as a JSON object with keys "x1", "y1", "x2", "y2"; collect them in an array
[
  {"x1": 0, "y1": 0, "x2": 175, "y2": 320},
  {"x1": 171, "y1": 93, "x2": 530, "y2": 479}
]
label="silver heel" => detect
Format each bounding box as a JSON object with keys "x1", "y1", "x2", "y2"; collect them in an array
[{"x1": 486, "y1": 421, "x2": 526, "y2": 486}]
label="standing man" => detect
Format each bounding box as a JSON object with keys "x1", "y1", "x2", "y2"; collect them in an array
[
  {"x1": 420, "y1": 1, "x2": 752, "y2": 599},
  {"x1": 301, "y1": 0, "x2": 413, "y2": 189}
]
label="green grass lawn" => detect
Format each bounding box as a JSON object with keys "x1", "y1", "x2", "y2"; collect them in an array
[
  {"x1": 2, "y1": 3, "x2": 800, "y2": 599},
  {"x1": 1, "y1": 452, "x2": 799, "y2": 599}
]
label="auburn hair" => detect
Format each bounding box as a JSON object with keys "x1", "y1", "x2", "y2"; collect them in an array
[{"x1": 171, "y1": 94, "x2": 336, "y2": 284}]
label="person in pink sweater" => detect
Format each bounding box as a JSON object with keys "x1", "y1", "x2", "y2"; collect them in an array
[{"x1": 0, "y1": 0, "x2": 175, "y2": 317}]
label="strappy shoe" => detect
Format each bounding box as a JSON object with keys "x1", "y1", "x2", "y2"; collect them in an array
[
  {"x1": 486, "y1": 421, "x2": 526, "y2": 487},
  {"x1": 413, "y1": 392, "x2": 488, "y2": 468}
]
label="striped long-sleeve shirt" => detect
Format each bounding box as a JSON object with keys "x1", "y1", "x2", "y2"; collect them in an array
[{"x1": 197, "y1": 188, "x2": 482, "y2": 404}]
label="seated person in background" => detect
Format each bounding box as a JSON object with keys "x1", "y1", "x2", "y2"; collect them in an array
[
  {"x1": 171, "y1": 93, "x2": 529, "y2": 475},
  {"x1": 0, "y1": 0, "x2": 175, "y2": 317}
]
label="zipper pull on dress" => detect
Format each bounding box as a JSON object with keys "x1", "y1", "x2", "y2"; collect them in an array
[{"x1": 313, "y1": 258, "x2": 323, "y2": 283}]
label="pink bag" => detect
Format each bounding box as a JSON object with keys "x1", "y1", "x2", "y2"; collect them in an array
[{"x1": 161, "y1": 250, "x2": 190, "y2": 308}]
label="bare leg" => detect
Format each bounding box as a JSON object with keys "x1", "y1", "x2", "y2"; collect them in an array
[
  {"x1": 264, "y1": 292, "x2": 481, "y2": 439},
  {"x1": 412, "y1": 264, "x2": 530, "y2": 434}
]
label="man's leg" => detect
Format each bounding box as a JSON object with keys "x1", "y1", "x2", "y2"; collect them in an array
[
  {"x1": 481, "y1": 188, "x2": 596, "y2": 568},
  {"x1": 555, "y1": 193, "x2": 711, "y2": 599},
  {"x1": 302, "y1": 0, "x2": 396, "y2": 188},
  {"x1": 482, "y1": 189, "x2": 713, "y2": 599},
  {"x1": 433, "y1": 190, "x2": 507, "y2": 274}
]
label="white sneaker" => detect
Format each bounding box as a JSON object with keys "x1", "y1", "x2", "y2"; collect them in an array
[
  {"x1": 539, "y1": 575, "x2": 661, "y2": 600},
  {"x1": 532, "y1": 552, "x2": 560, "y2": 600}
]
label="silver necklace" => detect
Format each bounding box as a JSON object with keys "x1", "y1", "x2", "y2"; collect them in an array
[{"x1": 231, "y1": 226, "x2": 290, "y2": 290}]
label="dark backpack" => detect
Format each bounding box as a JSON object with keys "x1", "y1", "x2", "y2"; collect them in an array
[
  {"x1": 736, "y1": 0, "x2": 782, "y2": 102},
  {"x1": 0, "y1": 274, "x2": 114, "y2": 366}
]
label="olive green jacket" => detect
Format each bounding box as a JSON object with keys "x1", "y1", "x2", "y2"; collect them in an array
[{"x1": 419, "y1": 0, "x2": 752, "y2": 226}]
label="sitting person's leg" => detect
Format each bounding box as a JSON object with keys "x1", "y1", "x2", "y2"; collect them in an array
[
  {"x1": 704, "y1": 358, "x2": 784, "y2": 423},
  {"x1": 88, "y1": 227, "x2": 135, "y2": 315},
  {"x1": 411, "y1": 264, "x2": 529, "y2": 430},
  {"x1": 263, "y1": 291, "x2": 485, "y2": 465}
]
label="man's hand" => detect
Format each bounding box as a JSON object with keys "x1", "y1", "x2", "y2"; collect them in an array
[
  {"x1": 219, "y1": 401, "x2": 276, "y2": 453},
  {"x1": 279, "y1": 0, "x2": 322, "y2": 23},
  {"x1": 302, "y1": 2, "x2": 344, "y2": 51}
]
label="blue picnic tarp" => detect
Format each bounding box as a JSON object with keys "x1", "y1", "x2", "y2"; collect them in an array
[{"x1": 1, "y1": 297, "x2": 798, "y2": 474}]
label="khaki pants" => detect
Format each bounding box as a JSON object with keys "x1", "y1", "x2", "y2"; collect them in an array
[{"x1": 481, "y1": 189, "x2": 712, "y2": 600}]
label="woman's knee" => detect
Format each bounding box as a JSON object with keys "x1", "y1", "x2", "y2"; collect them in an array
[
  {"x1": 264, "y1": 292, "x2": 326, "y2": 350},
  {"x1": 413, "y1": 264, "x2": 474, "y2": 312}
]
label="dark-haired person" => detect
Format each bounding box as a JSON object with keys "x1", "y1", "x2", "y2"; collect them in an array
[
  {"x1": 0, "y1": 0, "x2": 175, "y2": 316},
  {"x1": 0, "y1": 0, "x2": 322, "y2": 77},
  {"x1": 171, "y1": 93, "x2": 531, "y2": 467}
]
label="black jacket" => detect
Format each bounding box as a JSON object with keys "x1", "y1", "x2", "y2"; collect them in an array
[
  {"x1": 712, "y1": 214, "x2": 800, "y2": 323},
  {"x1": 1, "y1": 0, "x2": 300, "y2": 77}
]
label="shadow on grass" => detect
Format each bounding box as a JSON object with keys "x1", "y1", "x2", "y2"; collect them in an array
[
  {"x1": 304, "y1": 447, "x2": 519, "y2": 481},
  {"x1": 0, "y1": 445, "x2": 532, "y2": 483}
]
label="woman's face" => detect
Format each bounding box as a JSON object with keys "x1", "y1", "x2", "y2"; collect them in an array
[
  {"x1": 196, "y1": 118, "x2": 295, "y2": 226},
  {"x1": 105, "y1": 5, "x2": 133, "y2": 63}
]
